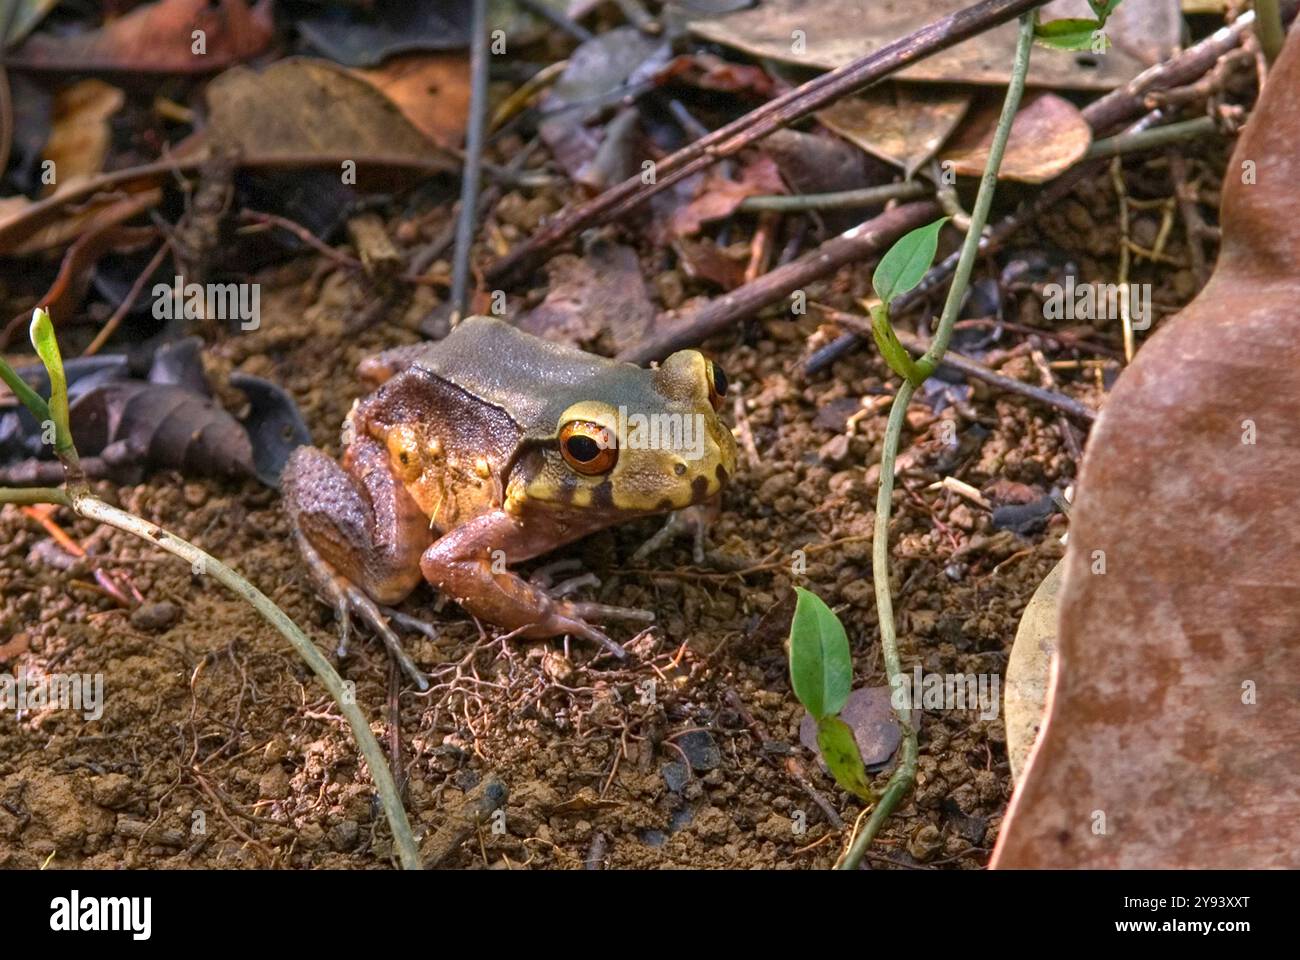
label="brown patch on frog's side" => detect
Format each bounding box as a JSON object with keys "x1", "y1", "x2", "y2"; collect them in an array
[
  {"x1": 691, "y1": 475, "x2": 709, "y2": 502},
  {"x1": 656, "y1": 497, "x2": 675, "y2": 511},
  {"x1": 716, "y1": 464, "x2": 729, "y2": 485},
  {"x1": 590, "y1": 480, "x2": 614, "y2": 510}
]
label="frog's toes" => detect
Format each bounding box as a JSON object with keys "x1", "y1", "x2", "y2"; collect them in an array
[
  {"x1": 379, "y1": 605, "x2": 440, "y2": 641},
  {"x1": 527, "y1": 558, "x2": 585, "y2": 589},
  {"x1": 631, "y1": 505, "x2": 715, "y2": 565}
]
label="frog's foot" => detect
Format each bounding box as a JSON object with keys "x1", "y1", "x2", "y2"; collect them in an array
[
  {"x1": 528, "y1": 558, "x2": 586, "y2": 591},
  {"x1": 535, "y1": 599, "x2": 655, "y2": 660},
  {"x1": 631, "y1": 502, "x2": 718, "y2": 565},
  {"x1": 379, "y1": 606, "x2": 440, "y2": 641},
  {"x1": 295, "y1": 531, "x2": 430, "y2": 691}
]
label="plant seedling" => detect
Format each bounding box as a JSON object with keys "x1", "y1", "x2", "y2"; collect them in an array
[
  {"x1": 788, "y1": 586, "x2": 875, "y2": 802},
  {"x1": 868, "y1": 216, "x2": 948, "y2": 387}
]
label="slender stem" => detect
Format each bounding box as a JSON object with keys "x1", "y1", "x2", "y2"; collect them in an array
[
  {"x1": 917, "y1": 11, "x2": 1036, "y2": 380},
  {"x1": 0, "y1": 486, "x2": 70, "y2": 506},
  {"x1": 1085, "y1": 116, "x2": 1219, "y2": 161},
  {"x1": 838, "y1": 9, "x2": 1037, "y2": 872},
  {"x1": 738, "y1": 180, "x2": 930, "y2": 213},
  {"x1": 67, "y1": 492, "x2": 422, "y2": 869},
  {"x1": 450, "y1": 0, "x2": 489, "y2": 322},
  {"x1": 1255, "y1": 0, "x2": 1285, "y2": 64}
]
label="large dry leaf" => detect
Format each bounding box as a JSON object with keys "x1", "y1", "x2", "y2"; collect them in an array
[
  {"x1": 206, "y1": 58, "x2": 456, "y2": 174},
  {"x1": 688, "y1": 0, "x2": 1149, "y2": 91},
  {"x1": 1004, "y1": 558, "x2": 1063, "y2": 785},
  {"x1": 993, "y1": 28, "x2": 1300, "y2": 869},
  {"x1": 818, "y1": 85, "x2": 972, "y2": 178},
  {"x1": 941, "y1": 92, "x2": 1091, "y2": 184},
  {"x1": 41, "y1": 79, "x2": 125, "y2": 195},
  {"x1": 9, "y1": 0, "x2": 273, "y2": 73},
  {"x1": 352, "y1": 53, "x2": 471, "y2": 149}
]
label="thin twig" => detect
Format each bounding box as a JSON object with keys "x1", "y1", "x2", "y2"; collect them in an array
[
  {"x1": 738, "y1": 180, "x2": 930, "y2": 213},
  {"x1": 617, "y1": 201, "x2": 940, "y2": 363},
  {"x1": 451, "y1": 0, "x2": 490, "y2": 322},
  {"x1": 1084, "y1": 115, "x2": 1219, "y2": 161},
  {"x1": 82, "y1": 242, "x2": 170, "y2": 357},
  {"x1": 485, "y1": 0, "x2": 1044, "y2": 285}
]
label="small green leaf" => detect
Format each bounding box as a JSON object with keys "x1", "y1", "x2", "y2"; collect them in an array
[
  {"x1": 816, "y1": 716, "x2": 876, "y2": 802},
  {"x1": 1087, "y1": 0, "x2": 1123, "y2": 25},
  {"x1": 789, "y1": 587, "x2": 853, "y2": 721},
  {"x1": 1034, "y1": 18, "x2": 1107, "y2": 52},
  {"x1": 870, "y1": 304, "x2": 924, "y2": 387},
  {"x1": 872, "y1": 217, "x2": 949, "y2": 307},
  {"x1": 28, "y1": 307, "x2": 71, "y2": 454}
]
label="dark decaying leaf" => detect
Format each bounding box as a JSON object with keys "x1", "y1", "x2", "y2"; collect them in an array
[
  {"x1": 8, "y1": 0, "x2": 274, "y2": 73},
  {"x1": 295, "y1": 0, "x2": 471, "y2": 67},
  {"x1": 229, "y1": 372, "x2": 312, "y2": 488},
  {"x1": 0, "y1": 342, "x2": 309, "y2": 488},
  {"x1": 669, "y1": 152, "x2": 784, "y2": 237},
  {"x1": 538, "y1": 27, "x2": 669, "y2": 180},
  {"x1": 517, "y1": 240, "x2": 658, "y2": 349}
]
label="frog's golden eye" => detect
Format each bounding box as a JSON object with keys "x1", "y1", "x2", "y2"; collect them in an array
[
  {"x1": 559, "y1": 420, "x2": 617, "y2": 475},
  {"x1": 706, "y1": 360, "x2": 728, "y2": 411}
]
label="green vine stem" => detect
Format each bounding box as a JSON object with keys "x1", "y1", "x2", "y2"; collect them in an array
[
  {"x1": 73, "y1": 493, "x2": 422, "y2": 869},
  {"x1": 0, "y1": 311, "x2": 421, "y2": 869},
  {"x1": 1255, "y1": 0, "x2": 1285, "y2": 64},
  {"x1": 838, "y1": 9, "x2": 1037, "y2": 871}
]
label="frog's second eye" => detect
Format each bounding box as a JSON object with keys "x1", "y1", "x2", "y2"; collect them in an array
[
  {"x1": 706, "y1": 360, "x2": 728, "y2": 411},
  {"x1": 559, "y1": 421, "x2": 618, "y2": 475}
]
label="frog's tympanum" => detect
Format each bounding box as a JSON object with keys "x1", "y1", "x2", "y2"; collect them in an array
[{"x1": 282, "y1": 316, "x2": 737, "y2": 656}]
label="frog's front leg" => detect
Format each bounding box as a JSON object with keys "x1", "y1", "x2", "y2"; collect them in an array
[
  {"x1": 420, "y1": 512, "x2": 651, "y2": 659},
  {"x1": 282, "y1": 438, "x2": 433, "y2": 687}
]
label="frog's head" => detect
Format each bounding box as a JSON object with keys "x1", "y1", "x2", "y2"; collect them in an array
[{"x1": 510, "y1": 350, "x2": 737, "y2": 517}]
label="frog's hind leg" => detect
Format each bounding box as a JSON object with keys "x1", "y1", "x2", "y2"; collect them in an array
[{"x1": 282, "y1": 441, "x2": 433, "y2": 688}]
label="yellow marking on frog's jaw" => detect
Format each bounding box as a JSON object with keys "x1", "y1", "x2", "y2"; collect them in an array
[{"x1": 387, "y1": 424, "x2": 422, "y2": 483}]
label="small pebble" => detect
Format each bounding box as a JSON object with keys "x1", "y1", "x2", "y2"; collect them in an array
[{"x1": 130, "y1": 601, "x2": 180, "y2": 632}]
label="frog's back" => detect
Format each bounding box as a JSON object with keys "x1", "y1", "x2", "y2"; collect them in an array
[{"x1": 406, "y1": 316, "x2": 667, "y2": 437}]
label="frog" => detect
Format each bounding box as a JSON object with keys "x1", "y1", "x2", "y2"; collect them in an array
[{"x1": 281, "y1": 315, "x2": 737, "y2": 664}]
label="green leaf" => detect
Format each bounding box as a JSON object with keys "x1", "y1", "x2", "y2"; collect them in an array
[
  {"x1": 870, "y1": 304, "x2": 924, "y2": 387},
  {"x1": 28, "y1": 307, "x2": 72, "y2": 454},
  {"x1": 1087, "y1": 0, "x2": 1123, "y2": 25},
  {"x1": 872, "y1": 217, "x2": 948, "y2": 307},
  {"x1": 788, "y1": 587, "x2": 853, "y2": 721},
  {"x1": 816, "y1": 716, "x2": 876, "y2": 802},
  {"x1": 1034, "y1": 18, "x2": 1107, "y2": 52}
]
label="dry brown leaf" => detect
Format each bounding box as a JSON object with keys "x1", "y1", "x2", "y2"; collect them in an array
[
  {"x1": 206, "y1": 58, "x2": 456, "y2": 175},
  {"x1": 941, "y1": 92, "x2": 1091, "y2": 184},
  {"x1": 818, "y1": 84, "x2": 972, "y2": 178},
  {"x1": 41, "y1": 79, "x2": 125, "y2": 195},
  {"x1": 687, "y1": 0, "x2": 1147, "y2": 91},
  {"x1": 351, "y1": 52, "x2": 471, "y2": 149},
  {"x1": 9, "y1": 0, "x2": 273, "y2": 73},
  {"x1": 669, "y1": 153, "x2": 784, "y2": 237},
  {"x1": 993, "y1": 29, "x2": 1300, "y2": 869}
]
